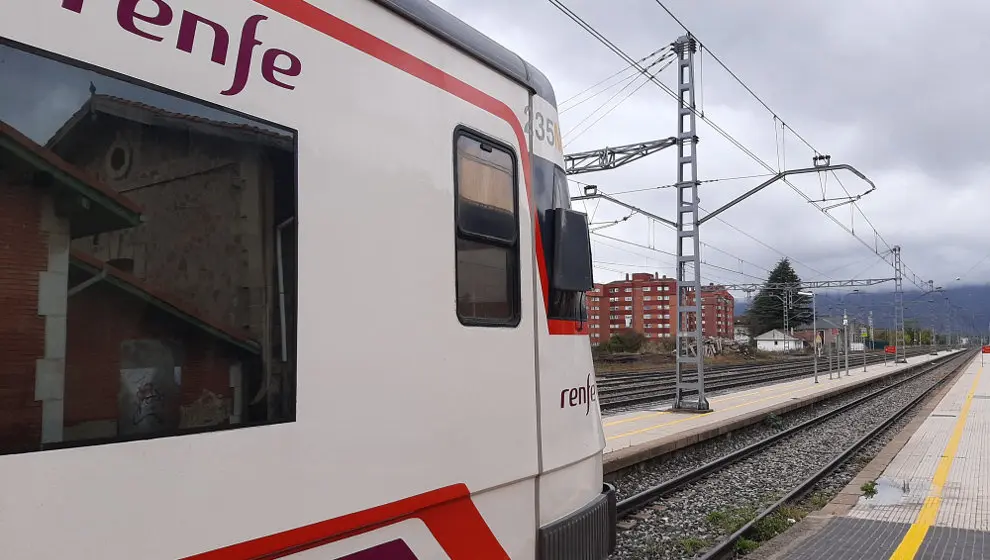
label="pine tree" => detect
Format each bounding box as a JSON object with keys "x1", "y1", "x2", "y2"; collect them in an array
[{"x1": 745, "y1": 258, "x2": 812, "y2": 336}]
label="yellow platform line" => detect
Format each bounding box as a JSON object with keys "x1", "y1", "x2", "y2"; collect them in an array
[{"x1": 888, "y1": 365, "x2": 982, "y2": 560}]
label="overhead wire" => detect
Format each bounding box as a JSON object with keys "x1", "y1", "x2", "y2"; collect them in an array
[
  {"x1": 811, "y1": 251, "x2": 891, "y2": 280},
  {"x1": 568, "y1": 172, "x2": 776, "y2": 196},
  {"x1": 956, "y1": 250, "x2": 990, "y2": 281},
  {"x1": 591, "y1": 242, "x2": 745, "y2": 287},
  {"x1": 570, "y1": 174, "x2": 821, "y2": 281},
  {"x1": 559, "y1": 46, "x2": 671, "y2": 112},
  {"x1": 574, "y1": 181, "x2": 780, "y2": 278},
  {"x1": 696, "y1": 204, "x2": 830, "y2": 278},
  {"x1": 546, "y1": 0, "x2": 930, "y2": 291},
  {"x1": 649, "y1": 0, "x2": 929, "y2": 290},
  {"x1": 593, "y1": 231, "x2": 768, "y2": 282},
  {"x1": 563, "y1": 51, "x2": 676, "y2": 143},
  {"x1": 649, "y1": 0, "x2": 819, "y2": 154},
  {"x1": 560, "y1": 72, "x2": 639, "y2": 116}
]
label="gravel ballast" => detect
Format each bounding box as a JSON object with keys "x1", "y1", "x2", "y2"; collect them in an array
[{"x1": 609, "y1": 354, "x2": 964, "y2": 560}]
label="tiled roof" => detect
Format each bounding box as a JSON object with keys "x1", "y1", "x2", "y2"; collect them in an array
[
  {"x1": 70, "y1": 249, "x2": 260, "y2": 354},
  {"x1": 0, "y1": 118, "x2": 143, "y2": 215},
  {"x1": 47, "y1": 94, "x2": 293, "y2": 151}
]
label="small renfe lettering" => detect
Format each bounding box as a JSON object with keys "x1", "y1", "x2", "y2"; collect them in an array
[
  {"x1": 559, "y1": 374, "x2": 599, "y2": 416},
  {"x1": 61, "y1": 0, "x2": 302, "y2": 96}
]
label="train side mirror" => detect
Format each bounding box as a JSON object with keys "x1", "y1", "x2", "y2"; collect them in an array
[{"x1": 550, "y1": 208, "x2": 593, "y2": 292}]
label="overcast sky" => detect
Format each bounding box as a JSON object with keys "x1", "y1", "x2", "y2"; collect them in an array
[
  {"x1": 432, "y1": 0, "x2": 990, "y2": 303},
  {"x1": 0, "y1": 44, "x2": 281, "y2": 145}
]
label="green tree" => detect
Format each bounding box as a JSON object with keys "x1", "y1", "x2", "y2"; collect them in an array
[{"x1": 745, "y1": 258, "x2": 811, "y2": 337}]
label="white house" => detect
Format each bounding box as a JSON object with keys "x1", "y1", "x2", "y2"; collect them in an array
[{"x1": 754, "y1": 329, "x2": 804, "y2": 352}]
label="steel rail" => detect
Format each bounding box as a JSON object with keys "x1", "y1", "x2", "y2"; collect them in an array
[
  {"x1": 600, "y1": 348, "x2": 934, "y2": 409},
  {"x1": 698, "y1": 347, "x2": 975, "y2": 558},
  {"x1": 615, "y1": 349, "x2": 971, "y2": 519}
]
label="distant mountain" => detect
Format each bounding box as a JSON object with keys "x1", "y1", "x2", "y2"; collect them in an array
[{"x1": 733, "y1": 284, "x2": 990, "y2": 336}]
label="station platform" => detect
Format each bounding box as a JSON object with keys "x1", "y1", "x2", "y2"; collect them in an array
[
  {"x1": 752, "y1": 352, "x2": 989, "y2": 560},
  {"x1": 603, "y1": 350, "x2": 959, "y2": 475}
]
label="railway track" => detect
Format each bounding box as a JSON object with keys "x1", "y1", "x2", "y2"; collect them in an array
[
  {"x1": 599, "y1": 347, "x2": 937, "y2": 412},
  {"x1": 596, "y1": 355, "x2": 810, "y2": 381},
  {"x1": 607, "y1": 347, "x2": 974, "y2": 559}
]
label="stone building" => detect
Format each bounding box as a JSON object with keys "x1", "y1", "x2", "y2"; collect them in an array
[
  {"x1": 0, "y1": 118, "x2": 255, "y2": 453},
  {"x1": 46, "y1": 93, "x2": 297, "y2": 421}
]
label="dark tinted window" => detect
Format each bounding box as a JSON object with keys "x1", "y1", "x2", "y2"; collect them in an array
[
  {"x1": 547, "y1": 166, "x2": 588, "y2": 322},
  {"x1": 454, "y1": 130, "x2": 520, "y2": 326},
  {"x1": 0, "y1": 41, "x2": 296, "y2": 455}
]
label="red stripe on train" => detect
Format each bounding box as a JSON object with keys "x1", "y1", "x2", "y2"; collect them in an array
[
  {"x1": 184, "y1": 483, "x2": 508, "y2": 559},
  {"x1": 251, "y1": 0, "x2": 586, "y2": 335}
]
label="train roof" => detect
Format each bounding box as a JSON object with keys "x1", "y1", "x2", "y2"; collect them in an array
[{"x1": 372, "y1": 0, "x2": 557, "y2": 106}]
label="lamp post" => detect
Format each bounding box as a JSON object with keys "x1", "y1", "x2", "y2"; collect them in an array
[
  {"x1": 799, "y1": 291, "x2": 818, "y2": 384},
  {"x1": 861, "y1": 324, "x2": 867, "y2": 372},
  {"x1": 843, "y1": 310, "x2": 850, "y2": 376}
]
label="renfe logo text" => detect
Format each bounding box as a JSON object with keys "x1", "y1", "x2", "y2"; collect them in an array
[
  {"x1": 560, "y1": 374, "x2": 598, "y2": 416},
  {"x1": 61, "y1": 0, "x2": 302, "y2": 96}
]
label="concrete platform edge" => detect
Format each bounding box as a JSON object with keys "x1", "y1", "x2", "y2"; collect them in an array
[
  {"x1": 743, "y1": 351, "x2": 972, "y2": 560},
  {"x1": 604, "y1": 357, "x2": 947, "y2": 476}
]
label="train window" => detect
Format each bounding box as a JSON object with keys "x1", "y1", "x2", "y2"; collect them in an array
[
  {"x1": 0, "y1": 40, "x2": 297, "y2": 456},
  {"x1": 453, "y1": 130, "x2": 520, "y2": 326}
]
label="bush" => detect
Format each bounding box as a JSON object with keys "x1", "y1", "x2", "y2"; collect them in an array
[{"x1": 608, "y1": 330, "x2": 647, "y2": 353}]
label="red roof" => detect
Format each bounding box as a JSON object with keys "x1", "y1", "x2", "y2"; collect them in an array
[
  {"x1": 69, "y1": 249, "x2": 259, "y2": 353},
  {"x1": 47, "y1": 95, "x2": 293, "y2": 152},
  {"x1": 0, "y1": 119, "x2": 143, "y2": 215}
]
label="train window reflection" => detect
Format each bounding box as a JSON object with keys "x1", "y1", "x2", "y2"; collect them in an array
[{"x1": 0, "y1": 41, "x2": 297, "y2": 455}]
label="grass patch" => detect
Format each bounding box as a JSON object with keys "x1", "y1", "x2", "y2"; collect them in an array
[
  {"x1": 778, "y1": 505, "x2": 807, "y2": 521},
  {"x1": 710, "y1": 505, "x2": 809, "y2": 556},
  {"x1": 808, "y1": 492, "x2": 830, "y2": 509},
  {"x1": 706, "y1": 506, "x2": 758, "y2": 535},
  {"x1": 736, "y1": 538, "x2": 760, "y2": 554},
  {"x1": 679, "y1": 536, "x2": 711, "y2": 555},
  {"x1": 750, "y1": 514, "x2": 790, "y2": 542}
]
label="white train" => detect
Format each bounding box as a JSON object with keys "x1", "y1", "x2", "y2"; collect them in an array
[{"x1": 0, "y1": 0, "x2": 614, "y2": 558}]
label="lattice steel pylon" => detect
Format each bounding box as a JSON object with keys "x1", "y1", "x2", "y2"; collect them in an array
[
  {"x1": 893, "y1": 246, "x2": 907, "y2": 363},
  {"x1": 672, "y1": 34, "x2": 708, "y2": 411}
]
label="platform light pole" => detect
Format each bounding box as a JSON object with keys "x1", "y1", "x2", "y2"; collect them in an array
[
  {"x1": 568, "y1": 48, "x2": 878, "y2": 411},
  {"x1": 843, "y1": 310, "x2": 850, "y2": 376},
  {"x1": 869, "y1": 310, "x2": 874, "y2": 353},
  {"x1": 861, "y1": 325, "x2": 867, "y2": 372},
  {"x1": 799, "y1": 291, "x2": 818, "y2": 383}
]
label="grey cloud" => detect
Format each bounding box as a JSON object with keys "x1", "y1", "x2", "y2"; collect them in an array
[
  {"x1": 433, "y1": 0, "x2": 990, "y2": 292},
  {"x1": 0, "y1": 43, "x2": 276, "y2": 145}
]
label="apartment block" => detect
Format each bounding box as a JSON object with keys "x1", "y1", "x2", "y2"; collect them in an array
[{"x1": 586, "y1": 272, "x2": 734, "y2": 346}]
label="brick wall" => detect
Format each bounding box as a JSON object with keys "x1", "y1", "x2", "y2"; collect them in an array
[
  {"x1": 0, "y1": 179, "x2": 47, "y2": 452},
  {"x1": 64, "y1": 282, "x2": 242, "y2": 440}
]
